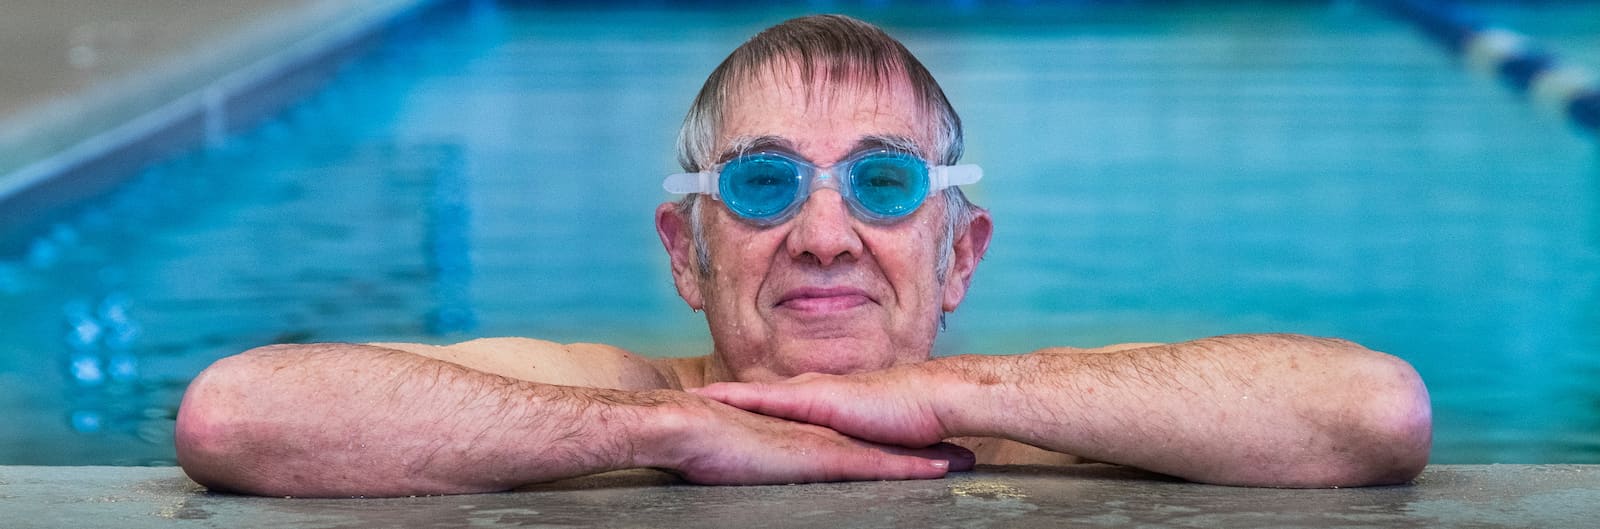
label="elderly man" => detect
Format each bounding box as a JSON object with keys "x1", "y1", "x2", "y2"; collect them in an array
[{"x1": 175, "y1": 14, "x2": 1431, "y2": 498}]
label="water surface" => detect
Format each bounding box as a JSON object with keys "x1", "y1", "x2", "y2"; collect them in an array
[{"x1": 1, "y1": 2, "x2": 1595, "y2": 465}]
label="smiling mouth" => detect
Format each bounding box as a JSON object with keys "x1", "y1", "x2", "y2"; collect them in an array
[{"x1": 776, "y1": 287, "x2": 874, "y2": 313}]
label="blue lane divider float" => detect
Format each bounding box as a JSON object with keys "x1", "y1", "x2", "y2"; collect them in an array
[{"x1": 1371, "y1": 0, "x2": 1600, "y2": 136}]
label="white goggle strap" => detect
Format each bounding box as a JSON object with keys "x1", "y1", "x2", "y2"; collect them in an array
[
  {"x1": 663, "y1": 171, "x2": 717, "y2": 195},
  {"x1": 928, "y1": 164, "x2": 983, "y2": 195}
]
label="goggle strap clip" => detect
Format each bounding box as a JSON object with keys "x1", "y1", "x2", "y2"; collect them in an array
[
  {"x1": 930, "y1": 164, "x2": 984, "y2": 194},
  {"x1": 663, "y1": 171, "x2": 716, "y2": 195}
]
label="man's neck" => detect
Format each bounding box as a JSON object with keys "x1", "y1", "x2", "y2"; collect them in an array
[{"x1": 652, "y1": 355, "x2": 731, "y2": 389}]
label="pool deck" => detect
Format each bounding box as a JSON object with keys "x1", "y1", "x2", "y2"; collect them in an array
[
  {"x1": 0, "y1": 0, "x2": 432, "y2": 252},
  {"x1": 3, "y1": 464, "x2": 1597, "y2": 528}
]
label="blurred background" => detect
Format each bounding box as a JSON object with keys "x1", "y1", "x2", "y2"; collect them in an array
[{"x1": 0, "y1": 0, "x2": 1595, "y2": 466}]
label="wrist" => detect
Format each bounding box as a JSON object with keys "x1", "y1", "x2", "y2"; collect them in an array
[
  {"x1": 627, "y1": 389, "x2": 708, "y2": 472},
  {"x1": 920, "y1": 354, "x2": 1016, "y2": 438}
]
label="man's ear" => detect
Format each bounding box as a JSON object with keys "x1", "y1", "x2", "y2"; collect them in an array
[
  {"x1": 656, "y1": 202, "x2": 705, "y2": 310},
  {"x1": 942, "y1": 209, "x2": 993, "y2": 312}
]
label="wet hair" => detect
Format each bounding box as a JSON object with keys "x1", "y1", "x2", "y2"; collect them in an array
[{"x1": 674, "y1": 14, "x2": 981, "y2": 290}]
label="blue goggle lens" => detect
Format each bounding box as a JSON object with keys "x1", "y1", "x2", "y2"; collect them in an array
[
  {"x1": 850, "y1": 153, "x2": 929, "y2": 218},
  {"x1": 720, "y1": 154, "x2": 801, "y2": 220}
]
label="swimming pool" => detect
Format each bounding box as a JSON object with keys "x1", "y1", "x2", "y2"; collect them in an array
[{"x1": 1, "y1": 1, "x2": 1595, "y2": 465}]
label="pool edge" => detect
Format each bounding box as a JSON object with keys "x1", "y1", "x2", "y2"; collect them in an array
[
  {"x1": 2, "y1": 464, "x2": 1597, "y2": 528},
  {"x1": 0, "y1": 0, "x2": 453, "y2": 257}
]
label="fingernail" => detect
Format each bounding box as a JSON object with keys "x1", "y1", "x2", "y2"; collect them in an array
[{"x1": 930, "y1": 460, "x2": 950, "y2": 469}]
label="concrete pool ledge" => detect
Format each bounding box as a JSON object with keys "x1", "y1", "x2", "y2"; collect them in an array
[{"x1": 3, "y1": 465, "x2": 1596, "y2": 528}]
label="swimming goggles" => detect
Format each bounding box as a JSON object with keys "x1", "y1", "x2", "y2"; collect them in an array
[{"x1": 663, "y1": 149, "x2": 982, "y2": 226}]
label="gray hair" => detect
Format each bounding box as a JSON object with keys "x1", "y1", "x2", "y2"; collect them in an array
[{"x1": 674, "y1": 15, "x2": 981, "y2": 288}]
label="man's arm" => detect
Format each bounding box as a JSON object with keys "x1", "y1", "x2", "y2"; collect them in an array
[
  {"x1": 694, "y1": 333, "x2": 1432, "y2": 487},
  {"x1": 175, "y1": 340, "x2": 971, "y2": 497}
]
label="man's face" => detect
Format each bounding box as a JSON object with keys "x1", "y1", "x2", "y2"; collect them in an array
[{"x1": 658, "y1": 66, "x2": 991, "y2": 383}]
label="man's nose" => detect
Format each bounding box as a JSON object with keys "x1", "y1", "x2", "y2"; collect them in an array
[{"x1": 785, "y1": 189, "x2": 863, "y2": 267}]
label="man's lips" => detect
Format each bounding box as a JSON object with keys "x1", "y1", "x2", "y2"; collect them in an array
[{"x1": 775, "y1": 287, "x2": 875, "y2": 313}]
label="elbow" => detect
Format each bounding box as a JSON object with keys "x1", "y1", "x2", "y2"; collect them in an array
[
  {"x1": 1322, "y1": 346, "x2": 1433, "y2": 487},
  {"x1": 175, "y1": 352, "x2": 274, "y2": 494}
]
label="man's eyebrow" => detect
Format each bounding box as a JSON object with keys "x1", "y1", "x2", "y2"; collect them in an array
[
  {"x1": 850, "y1": 135, "x2": 923, "y2": 157},
  {"x1": 719, "y1": 135, "x2": 797, "y2": 162},
  {"x1": 716, "y1": 134, "x2": 924, "y2": 164}
]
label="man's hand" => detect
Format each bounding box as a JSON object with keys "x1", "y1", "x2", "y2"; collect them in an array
[
  {"x1": 689, "y1": 366, "x2": 956, "y2": 449},
  {"x1": 648, "y1": 391, "x2": 974, "y2": 484},
  {"x1": 693, "y1": 336, "x2": 1432, "y2": 488}
]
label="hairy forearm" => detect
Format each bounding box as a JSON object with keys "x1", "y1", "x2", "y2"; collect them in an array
[
  {"x1": 175, "y1": 343, "x2": 671, "y2": 497},
  {"x1": 934, "y1": 334, "x2": 1432, "y2": 487}
]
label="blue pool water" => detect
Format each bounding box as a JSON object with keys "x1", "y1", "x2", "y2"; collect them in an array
[{"x1": 1, "y1": 2, "x2": 1597, "y2": 465}]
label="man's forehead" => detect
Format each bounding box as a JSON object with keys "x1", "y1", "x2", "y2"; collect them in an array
[
  {"x1": 715, "y1": 67, "x2": 934, "y2": 161},
  {"x1": 717, "y1": 134, "x2": 923, "y2": 162}
]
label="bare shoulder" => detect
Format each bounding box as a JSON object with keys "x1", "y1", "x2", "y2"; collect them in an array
[
  {"x1": 948, "y1": 437, "x2": 1085, "y2": 466},
  {"x1": 367, "y1": 337, "x2": 680, "y2": 391}
]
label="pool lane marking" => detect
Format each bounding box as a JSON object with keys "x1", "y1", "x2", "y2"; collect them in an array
[{"x1": 1371, "y1": 0, "x2": 1600, "y2": 137}]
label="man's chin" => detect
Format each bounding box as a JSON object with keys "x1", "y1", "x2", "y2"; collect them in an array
[{"x1": 767, "y1": 339, "x2": 901, "y2": 378}]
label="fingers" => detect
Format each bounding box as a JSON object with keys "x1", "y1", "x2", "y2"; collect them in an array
[
  {"x1": 934, "y1": 442, "x2": 978, "y2": 472},
  {"x1": 676, "y1": 430, "x2": 959, "y2": 484},
  {"x1": 803, "y1": 438, "x2": 972, "y2": 482},
  {"x1": 812, "y1": 450, "x2": 954, "y2": 482},
  {"x1": 688, "y1": 383, "x2": 793, "y2": 421},
  {"x1": 684, "y1": 383, "x2": 741, "y2": 405},
  {"x1": 696, "y1": 374, "x2": 871, "y2": 430},
  {"x1": 693, "y1": 380, "x2": 944, "y2": 448},
  {"x1": 882, "y1": 441, "x2": 977, "y2": 473},
  {"x1": 672, "y1": 400, "x2": 972, "y2": 485},
  {"x1": 698, "y1": 457, "x2": 950, "y2": 484},
  {"x1": 688, "y1": 386, "x2": 859, "y2": 448}
]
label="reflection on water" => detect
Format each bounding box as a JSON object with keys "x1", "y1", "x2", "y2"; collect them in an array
[
  {"x1": 63, "y1": 294, "x2": 141, "y2": 389},
  {"x1": 63, "y1": 293, "x2": 142, "y2": 439},
  {"x1": 60, "y1": 290, "x2": 175, "y2": 460}
]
